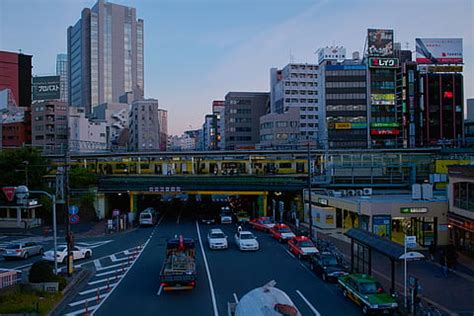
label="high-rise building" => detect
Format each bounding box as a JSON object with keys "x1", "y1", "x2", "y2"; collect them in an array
[
  {"x1": 0, "y1": 51, "x2": 32, "y2": 107},
  {"x1": 68, "y1": 0, "x2": 144, "y2": 114},
  {"x1": 128, "y1": 99, "x2": 162, "y2": 151},
  {"x1": 224, "y1": 92, "x2": 269, "y2": 150},
  {"x1": 269, "y1": 63, "x2": 320, "y2": 141},
  {"x1": 212, "y1": 100, "x2": 225, "y2": 150},
  {"x1": 56, "y1": 54, "x2": 69, "y2": 103}
]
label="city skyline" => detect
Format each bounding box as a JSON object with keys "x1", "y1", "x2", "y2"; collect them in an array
[{"x1": 0, "y1": 0, "x2": 473, "y2": 135}]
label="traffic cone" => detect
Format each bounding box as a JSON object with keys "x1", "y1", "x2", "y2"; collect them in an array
[{"x1": 84, "y1": 299, "x2": 89, "y2": 316}]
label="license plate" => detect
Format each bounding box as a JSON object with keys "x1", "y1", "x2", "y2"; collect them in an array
[{"x1": 383, "y1": 310, "x2": 390, "y2": 314}]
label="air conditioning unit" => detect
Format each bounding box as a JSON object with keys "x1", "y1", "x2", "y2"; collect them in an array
[
  {"x1": 348, "y1": 190, "x2": 356, "y2": 196},
  {"x1": 340, "y1": 190, "x2": 347, "y2": 197},
  {"x1": 363, "y1": 188, "x2": 373, "y2": 196},
  {"x1": 356, "y1": 190, "x2": 363, "y2": 196}
]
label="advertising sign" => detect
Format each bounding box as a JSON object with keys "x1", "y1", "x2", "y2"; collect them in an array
[
  {"x1": 400, "y1": 207, "x2": 428, "y2": 214},
  {"x1": 372, "y1": 215, "x2": 391, "y2": 239},
  {"x1": 351, "y1": 123, "x2": 367, "y2": 129},
  {"x1": 367, "y1": 29, "x2": 394, "y2": 57},
  {"x1": 371, "y1": 94, "x2": 395, "y2": 105},
  {"x1": 428, "y1": 65, "x2": 463, "y2": 73},
  {"x1": 371, "y1": 129, "x2": 400, "y2": 136},
  {"x1": 369, "y1": 57, "x2": 399, "y2": 68},
  {"x1": 416, "y1": 38, "x2": 463, "y2": 64},
  {"x1": 335, "y1": 123, "x2": 352, "y2": 129},
  {"x1": 371, "y1": 122, "x2": 399, "y2": 128},
  {"x1": 32, "y1": 76, "x2": 60, "y2": 101}
]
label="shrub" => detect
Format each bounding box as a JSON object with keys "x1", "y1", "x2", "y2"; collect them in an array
[
  {"x1": 28, "y1": 261, "x2": 55, "y2": 283},
  {"x1": 54, "y1": 275, "x2": 67, "y2": 290}
]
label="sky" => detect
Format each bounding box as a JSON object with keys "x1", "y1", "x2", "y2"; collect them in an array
[{"x1": 1, "y1": 0, "x2": 473, "y2": 135}]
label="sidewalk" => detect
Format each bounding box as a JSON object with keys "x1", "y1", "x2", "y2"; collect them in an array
[
  {"x1": 0, "y1": 221, "x2": 107, "y2": 239},
  {"x1": 319, "y1": 231, "x2": 474, "y2": 316}
]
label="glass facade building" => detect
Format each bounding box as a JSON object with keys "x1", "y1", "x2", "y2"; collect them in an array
[{"x1": 56, "y1": 54, "x2": 69, "y2": 103}]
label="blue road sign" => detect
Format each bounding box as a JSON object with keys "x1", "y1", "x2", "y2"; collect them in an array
[
  {"x1": 69, "y1": 205, "x2": 79, "y2": 215},
  {"x1": 69, "y1": 214, "x2": 80, "y2": 225}
]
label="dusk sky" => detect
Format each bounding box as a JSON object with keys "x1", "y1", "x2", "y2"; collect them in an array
[{"x1": 1, "y1": 0, "x2": 473, "y2": 135}]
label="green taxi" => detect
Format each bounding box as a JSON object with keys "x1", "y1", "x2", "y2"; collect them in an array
[
  {"x1": 338, "y1": 274, "x2": 398, "y2": 315},
  {"x1": 235, "y1": 211, "x2": 250, "y2": 223}
]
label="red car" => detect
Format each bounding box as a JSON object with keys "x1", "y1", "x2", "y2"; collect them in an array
[
  {"x1": 270, "y1": 224, "x2": 296, "y2": 242},
  {"x1": 249, "y1": 217, "x2": 275, "y2": 232},
  {"x1": 288, "y1": 236, "x2": 319, "y2": 259}
]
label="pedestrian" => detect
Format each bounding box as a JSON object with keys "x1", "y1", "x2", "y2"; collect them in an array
[
  {"x1": 440, "y1": 251, "x2": 448, "y2": 277},
  {"x1": 428, "y1": 241, "x2": 436, "y2": 262},
  {"x1": 446, "y1": 243, "x2": 457, "y2": 271},
  {"x1": 237, "y1": 225, "x2": 242, "y2": 233}
]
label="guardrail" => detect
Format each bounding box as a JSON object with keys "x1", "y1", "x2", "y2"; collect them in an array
[{"x1": 0, "y1": 269, "x2": 22, "y2": 289}]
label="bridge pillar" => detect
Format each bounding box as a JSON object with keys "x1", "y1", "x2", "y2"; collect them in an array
[
  {"x1": 257, "y1": 193, "x2": 268, "y2": 217},
  {"x1": 95, "y1": 193, "x2": 106, "y2": 219},
  {"x1": 129, "y1": 192, "x2": 137, "y2": 213}
]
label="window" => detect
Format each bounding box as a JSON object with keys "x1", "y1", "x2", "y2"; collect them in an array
[{"x1": 276, "y1": 121, "x2": 288, "y2": 128}]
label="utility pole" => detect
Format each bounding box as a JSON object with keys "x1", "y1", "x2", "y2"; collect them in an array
[
  {"x1": 64, "y1": 143, "x2": 73, "y2": 276},
  {"x1": 307, "y1": 141, "x2": 313, "y2": 239}
]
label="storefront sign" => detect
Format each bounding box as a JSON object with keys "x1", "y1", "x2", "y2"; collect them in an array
[
  {"x1": 335, "y1": 123, "x2": 352, "y2": 129},
  {"x1": 325, "y1": 214, "x2": 334, "y2": 225},
  {"x1": 149, "y1": 186, "x2": 182, "y2": 193},
  {"x1": 369, "y1": 58, "x2": 399, "y2": 68},
  {"x1": 372, "y1": 215, "x2": 391, "y2": 239},
  {"x1": 371, "y1": 122, "x2": 399, "y2": 128},
  {"x1": 371, "y1": 129, "x2": 400, "y2": 136},
  {"x1": 371, "y1": 93, "x2": 395, "y2": 101},
  {"x1": 351, "y1": 123, "x2": 367, "y2": 129},
  {"x1": 400, "y1": 207, "x2": 428, "y2": 214},
  {"x1": 428, "y1": 65, "x2": 463, "y2": 73}
]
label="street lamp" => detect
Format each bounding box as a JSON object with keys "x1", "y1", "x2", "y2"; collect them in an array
[{"x1": 307, "y1": 141, "x2": 313, "y2": 240}]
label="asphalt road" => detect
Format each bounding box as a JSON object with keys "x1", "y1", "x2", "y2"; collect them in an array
[{"x1": 95, "y1": 209, "x2": 362, "y2": 316}]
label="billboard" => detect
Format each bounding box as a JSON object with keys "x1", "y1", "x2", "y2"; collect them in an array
[
  {"x1": 416, "y1": 38, "x2": 463, "y2": 64},
  {"x1": 368, "y1": 57, "x2": 399, "y2": 68},
  {"x1": 32, "y1": 76, "x2": 60, "y2": 101},
  {"x1": 367, "y1": 29, "x2": 394, "y2": 57}
]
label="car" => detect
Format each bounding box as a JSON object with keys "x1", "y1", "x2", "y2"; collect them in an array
[
  {"x1": 249, "y1": 217, "x2": 275, "y2": 232},
  {"x1": 309, "y1": 251, "x2": 348, "y2": 282},
  {"x1": 42, "y1": 245, "x2": 92, "y2": 264},
  {"x1": 207, "y1": 229, "x2": 228, "y2": 249},
  {"x1": 139, "y1": 207, "x2": 159, "y2": 226},
  {"x1": 234, "y1": 231, "x2": 259, "y2": 251},
  {"x1": 235, "y1": 211, "x2": 250, "y2": 224},
  {"x1": 270, "y1": 224, "x2": 296, "y2": 242},
  {"x1": 288, "y1": 236, "x2": 319, "y2": 259},
  {"x1": 220, "y1": 209, "x2": 233, "y2": 224},
  {"x1": 2, "y1": 242, "x2": 44, "y2": 260},
  {"x1": 199, "y1": 211, "x2": 217, "y2": 225},
  {"x1": 338, "y1": 274, "x2": 398, "y2": 315}
]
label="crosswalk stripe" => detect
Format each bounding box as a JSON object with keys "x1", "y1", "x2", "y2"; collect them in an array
[
  {"x1": 69, "y1": 294, "x2": 107, "y2": 307},
  {"x1": 88, "y1": 275, "x2": 123, "y2": 285},
  {"x1": 79, "y1": 283, "x2": 118, "y2": 295},
  {"x1": 97, "y1": 262, "x2": 127, "y2": 271},
  {"x1": 96, "y1": 268, "x2": 126, "y2": 277},
  {"x1": 64, "y1": 305, "x2": 98, "y2": 315},
  {"x1": 93, "y1": 259, "x2": 102, "y2": 270}
]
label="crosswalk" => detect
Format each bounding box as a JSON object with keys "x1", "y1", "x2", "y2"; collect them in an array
[{"x1": 61, "y1": 245, "x2": 145, "y2": 316}]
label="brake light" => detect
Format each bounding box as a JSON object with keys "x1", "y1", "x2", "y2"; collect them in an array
[
  {"x1": 189, "y1": 281, "x2": 196, "y2": 286},
  {"x1": 15, "y1": 250, "x2": 22, "y2": 253},
  {"x1": 160, "y1": 282, "x2": 168, "y2": 287}
]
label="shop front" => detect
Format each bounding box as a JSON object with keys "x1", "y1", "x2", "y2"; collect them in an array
[{"x1": 448, "y1": 212, "x2": 474, "y2": 255}]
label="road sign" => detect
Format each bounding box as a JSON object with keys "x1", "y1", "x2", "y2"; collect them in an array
[
  {"x1": 69, "y1": 214, "x2": 80, "y2": 225},
  {"x1": 112, "y1": 209, "x2": 120, "y2": 217},
  {"x1": 68, "y1": 205, "x2": 79, "y2": 215},
  {"x1": 2, "y1": 187, "x2": 16, "y2": 202},
  {"x1": 405, "y1": 236, "x2": 417, "y2": 248}
]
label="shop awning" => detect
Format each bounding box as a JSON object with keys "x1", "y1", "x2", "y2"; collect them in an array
[{"x1": 345, "y1": 228, "x2": 405, "y2": 261}]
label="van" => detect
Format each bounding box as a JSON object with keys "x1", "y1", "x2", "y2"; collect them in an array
[{"x1": 139, "y1": 208, "x2": 159, "y2": 226}]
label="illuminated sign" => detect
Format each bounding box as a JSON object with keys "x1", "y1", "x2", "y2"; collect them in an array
[
  {"x1": 428, "y1": 65, "x2": 463, "y2": 73},
  {"x1": 367, "y1": 29, "x2": 394, "y2": 57},
  {"x1": 416, "y1": 38, "x2": 463, "y2": 64},
  {"x1": 371, "y1": 122, "x2": 400, "y2": 128},
  {"x1": 369, "y1": 58, "x2": 399, "y2": 68},
  {"x1": 335, "y1": 123, "x2": 352, "y2": 129},
  {"x1": 371, "y1": 129, "x2": 400, "y2": 135},
  {"x1": 149, "y1": 186, "x2": 182, "y2": 193},
  {"x1": 400, "y1": 207, "x2": 428, "y2": 214},
  {"x1": 32, "y1": 76, "x2": 61, "y2": 101},
  {"x1": 371, "y1": 94, "x2": 395, "y2": 101},
  {"x1": 443, "y1": 91, "x2": 453, "y2": 99},
  {"x1": 351, "y1": 123, "x2": 367, "y2": 129}
]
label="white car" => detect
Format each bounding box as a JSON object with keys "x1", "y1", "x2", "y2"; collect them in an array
[
  {"x1": 42, "y1": 245, "x2": 92, "y2": 264},
  {"x1": 220, "y1": 213, "x2": 233, "y2": 224},
  {"x1": 234, "y1": 231, "x2": 259, "y2": 251},
  {"x1": 207, "y1": 229, "x2": 228, "y2": 250}
]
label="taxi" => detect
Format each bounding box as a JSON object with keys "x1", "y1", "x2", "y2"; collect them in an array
[
  {"x1": 287, "y1": 236, "x2": 318, "y2": 259},
  {"x1": 269, "y1": 224, "x2": 296, "y2": 243},
  {"x1": 338, "y1": 274, "x2": 398, "y2": 315},
  {"x1": 249, "y1": 217, "x2": 275, "y2": 232}
]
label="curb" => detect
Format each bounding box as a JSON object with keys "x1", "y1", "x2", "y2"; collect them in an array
[{"x1": 48, "y1": 268, "x2": 93, "y2": 316}]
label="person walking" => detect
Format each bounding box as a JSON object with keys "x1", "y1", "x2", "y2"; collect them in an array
[
  {"x1": 440, "y1": 250, "x2": 449, "y2": 277},
  {"x1": 429, "y1": 241, "x2": 436, "y2": 262},
  {"x1": 446, "y1": 243, "x2": 457, "y2": 271}
]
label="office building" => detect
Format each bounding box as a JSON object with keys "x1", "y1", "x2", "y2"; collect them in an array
[
  {"x1": 224, "y1": 91, "x2": 269, "y2": 150},
  {"x1": 157, "y1": 109, "x2": 168, "y2": 151},
  {"x1": 69, "y1": 107, "x2": 107, "y2": 152},
  {"x1": 465, "y1": 120, "x2": 474, "y2": 147},
  {"x1": 467, "y1": 98, "x2": 474, "y2": 120},
  {"x1": 68, "y1": 0, "x2": 144, "y2": 113},
  {"x1": 202, "y1": 114, "x2": 217, "y2": 150},
  {"x1": 0, "y1": 51, "x2": 32, "y2": 107},
  {"x1": 1, "y1": 107, "x2": 31, "y2": 147},
  {"x1": 56, "y1": 54, "x2": 69, "y2": 103},
  {"x1": 212, "y1": 100, "x2": 225, "y2": 150},
  {"x1": 270, "y1": 63, "x2": 319, "y2": 141},
  {"x1": 129, "y1": 99, "x2": 162, "y2": 151},
  {"x1": 259, "y1": 107, "x2": 300, "y2": 148},
  {"x1": 31, "y1": 101, "x2": 68, "y2": 148},
  {"x1": 317, "y1": 49, "x2": 368, "y2": 149}
]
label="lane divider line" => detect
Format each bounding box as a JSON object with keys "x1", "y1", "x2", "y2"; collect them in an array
[
  {"x1": 296, "y1": 290, "x2": 321, "y2": 316},
  {"x1": 233, "y1": 293, "x2": 239, "y2": 303},
  {"x1": 157, "y1": 285, "x2": 163, "y2": 296},
  {"x1": 285, "y1": 249, "x2": 296, "y2": 259},
  {"x1": 195, "y1": 220, "x2": 219, "y2": 316}
]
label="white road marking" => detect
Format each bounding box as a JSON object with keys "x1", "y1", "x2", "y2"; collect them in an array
[
  {"x1": 195, "y1": 221, "x2": 219, "y2": 316},
  {"x1": 69, "y1": 294, "x2": 108, "y2": 307},
  {"x1": 233, "y1": 293, "x2": 239, "y2": 303},
  {"x1": 79, "y1": 283, "x2": 118, "y2": 295},
  {"x1": 176, "y1": 208, "x2": 182, "y2": 224},
  {"x1": 88, "y1": 275, "x2": 123, "y2": 285},
  {"x1": 76, "y1": 240, "x2": 113, "y2": 249},
  {"x1": 296, "y1": 290, "x2": 321, "y2": 316},
  {"x1": 97, "y1": 262, "x2": 127, "y2": 271},
  {"x1": 157, "y1": 285, "x2": 163, "y2": 296},
  {"x1": 93, "y1": 259, "x2": 102, "y2": 270},
  {"x1": 96, "y1": 268, "x2": 126, "y2": 277},
  {"x1": 64, "y1": 305, "x2": 97, "y2": 316},
  {"x1": 285, "y1": 249, "x2": 296, "y2": 258}
]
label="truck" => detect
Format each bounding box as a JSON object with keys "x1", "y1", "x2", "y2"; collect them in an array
[{"x1": 159, "y1": 235, "x2": 196, "y2": 291}]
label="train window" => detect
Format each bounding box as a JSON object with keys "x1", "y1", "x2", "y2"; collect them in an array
[{"x1": 279, "y1": 162, "x2": 292, "y2": 169}]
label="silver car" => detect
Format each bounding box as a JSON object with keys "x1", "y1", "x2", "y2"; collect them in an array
[{"x1": 3, "y1": 242, "x2": 44, "y2": 260}]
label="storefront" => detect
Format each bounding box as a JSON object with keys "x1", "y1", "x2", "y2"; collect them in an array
[
  {"x1": 305, "y1": 189, "x2": 449, "y2": 247},
  {"x1": 448, "y1": 213, "x2": 474, "y2": 254}
]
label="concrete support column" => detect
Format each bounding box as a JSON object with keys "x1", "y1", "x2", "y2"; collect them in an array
[
  {"x1": 129, "y1": 192, "x2": 137, "y2": 213},
  {"x1": 95, "y1": 193, "x2": 106, "y2": 219},
  {"x1": 16, "y1": 207, "x2": 21, "y2": 227}
]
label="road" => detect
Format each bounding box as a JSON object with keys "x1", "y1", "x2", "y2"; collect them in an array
[{"x1": 94, "y1": 209, "x2": 362, "y2": 316}]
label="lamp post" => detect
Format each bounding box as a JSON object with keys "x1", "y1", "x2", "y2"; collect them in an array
[
  {"x1": 30, "y1": 190, "x2": 57, "y2": 275},
  {"x1": 307, "y1": 141, "x2": 313, "y2": 239}
]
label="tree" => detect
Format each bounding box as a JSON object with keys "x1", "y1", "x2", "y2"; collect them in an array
[
  {"x1": 0, "y1": 148, "x2": 48, "y2": 189},
  {"x1": 69, "y1": 168, "x2": 98, "y2": 188}
]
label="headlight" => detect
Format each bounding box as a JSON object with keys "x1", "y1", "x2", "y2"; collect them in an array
[
  {"x1": 371, "y1": 305, "x2": 378, "y2": 309},
  {"x1": 391, "y1": 303, "x2": 398, "y2": 308}
]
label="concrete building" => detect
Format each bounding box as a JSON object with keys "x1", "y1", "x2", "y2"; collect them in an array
[
  {"x1": 1, "y1": 107, "x2": 31, "y2": 147},
  {"x1": 31, "y1": 101, "x2": 68, "y2": 149},
  {"x1": 68, "y1": 0, "x2": 144, "y2": 114},
  {"x1": 468, "y1": 98, "x2": 474, "y2": 120},
  {"x1": 92, "y1": 102, "x2": 129, "y2": 148},
  {"x1": 202, "y1": 114, "x2": 217, "y2": 150},
  {"x1": 447, "y1": 165, "x2": 474, "y2": 255},
  {"x1": 56, "y1": 53, "x2": 68, "y2": 103},
  {"x1": 317, "y1": 53, "x2": 368, "y2": 149},
  {"x1": 0, "y1": 51, "x2": 32, "y2": 107},
  {"x1": 224, "y1": 91, "x2": 269, "y2": 150},
  {"x1": 129, "y1": 99, "x2": 163, "y2": 151},
  {"x1": 69, "y1": 107, "x2": 107, "y2": 152},
  {"x1": 259, "y1": 107, "x2": 300, "y2": 148},
  {"x1": 157, "y1": 109, "x2": 168, "y2": 151},
  {"x1": 212, "y1": 100, "x2": 225, "y2": 150},
  {"x1": 270, "y1": 63, "x2": 319, "y2": 141},
  {"x1": 305, "y1": 189, "x2": 449, "y2": 247}
]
